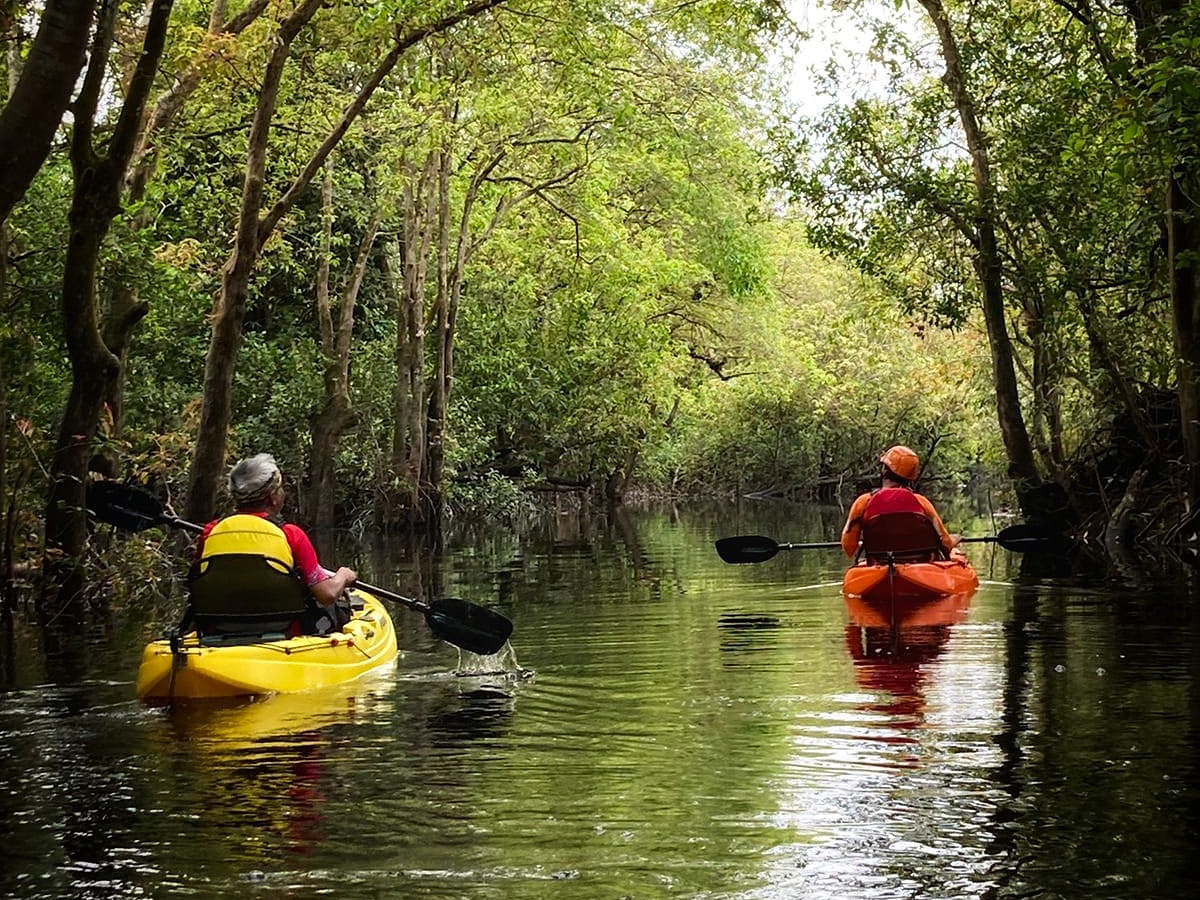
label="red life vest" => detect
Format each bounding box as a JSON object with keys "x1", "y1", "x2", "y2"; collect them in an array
[
  {"x1": 859, "y1": 488, "x2": 945, "y2": 561},
  {"x1": 862, "y1": 487, "x2": 927, "y2": 521}
]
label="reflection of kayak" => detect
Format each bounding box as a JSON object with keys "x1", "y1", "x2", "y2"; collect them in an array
[
  {"x1": 136, "y1": 590, "x2": 398, "y2": 703},
  {"x1": 159, "y1": 677, "x2": 395, "y2": 748},
  {"x1": 844, "y1": 588, "x2": 973, "y2": 733},
  {"x1": 844, "y1": 589, "x2": 973, "y2": 630},
  {"x1": 842, "y1": 555, "x2": 979, "y2": 605}
]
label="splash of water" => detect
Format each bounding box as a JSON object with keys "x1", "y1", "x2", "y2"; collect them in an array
[{"x1": 453, "y1": 642, "x2": 533, "y2": 681}]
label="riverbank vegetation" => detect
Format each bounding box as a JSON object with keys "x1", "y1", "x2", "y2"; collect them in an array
[{"x1": 2, "y1": 0, "x2": 1198, "y2": 617}]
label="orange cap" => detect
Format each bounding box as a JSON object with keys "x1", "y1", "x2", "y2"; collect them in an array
[{"x1": 880, "y1": 445, "x2": 920, "y2": 481}]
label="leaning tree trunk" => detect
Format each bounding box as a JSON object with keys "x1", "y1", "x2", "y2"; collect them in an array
[
  {"x1": 185, "y1": 0, "x2": 325, "y2": 524},
  {"x1": 42, "y1": 0, "x2": 175, "y2": 616},
  {"x1": 95, "y1": 0, "x2": 269, "y2": 476},
  {"x1": 186, "y1": 0, "x2": 508, "y2": 523},
  {"x1": 919, "y1": 0, "x2": 1040, "y2": 494},
  {"x1": 0, "y1": 0, "x2": 98, "y2": 224}
]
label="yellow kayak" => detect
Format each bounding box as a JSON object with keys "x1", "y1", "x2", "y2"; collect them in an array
[{"x1": 136, "y1": 589, "x2": 398, "y2": 703}]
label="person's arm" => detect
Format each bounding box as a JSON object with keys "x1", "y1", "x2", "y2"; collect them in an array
[
  {"x1": 916, "y1": 494, "x2": 959, "y2": 553},
  {"x1": 841, "y1": 494, "x2": 870, "y2": 558},
  {"x1": 309, "y1": 566, "x2": 358, "y2": 608},
  {"x1": 283, "y1": 524, "x2": 357, "y2": 608}
]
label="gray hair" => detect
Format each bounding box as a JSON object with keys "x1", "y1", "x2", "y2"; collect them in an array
[{"x1": 228, "y1": 453, "x2": 283, "y2": 508}]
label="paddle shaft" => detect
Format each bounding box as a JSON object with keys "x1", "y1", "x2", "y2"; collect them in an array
[
  {"x1": 354, "y1": 581, "x2": 431, "y2": 614},
  {"x1": 783, "y1": 534, "x2": 1008, "y2": 551},
  {"x1": 716, "y1": 523, "x2": 1055, "y2": 564}
]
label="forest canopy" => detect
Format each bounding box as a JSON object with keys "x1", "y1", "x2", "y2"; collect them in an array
[{"x1": 2, "y1": 0, "x2": 1199, "y2": 613}]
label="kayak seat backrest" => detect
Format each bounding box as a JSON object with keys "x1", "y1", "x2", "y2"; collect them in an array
[
  {"x1": 860, "y1": 511, "x2": 947, "y2": 563},
  {"x1": 187, "y1": 553, "x2": 312, "y2": 636}
]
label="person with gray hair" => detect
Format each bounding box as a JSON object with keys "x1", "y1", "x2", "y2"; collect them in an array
[
  {"x1": 187, "y1": 453, "x2": 358, "y2": 636},
  {"x1": 228, "y1": 452, "x2": 284, "y2": 508}
]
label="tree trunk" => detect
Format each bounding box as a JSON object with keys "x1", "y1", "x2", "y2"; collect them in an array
[
  {"x1": 1, "y1": 221, "x2": 10, "y2": 615},
  {"x1": 1167, "y1": 171, "x2": 1200, "y2": 513},
  {"x1": 1123, "y1": 0, "x2": 1200, "y2": 527},
  {"x1": 389, "y1": 167, "x2": 435, "y2": 529},
  {"x1": 186, "y1": 0, "x2": 508, "y2": 523},
  {"x1": 919, "y1": 0, "x2": 1040, "y2": 492},
  {"x1": 307, "y1": 166, "x2": 380, "y2": 530},
  {"x1": 1076, "y1": 289, "x2": 1160, "y2": 451},
  {"x1": 95, "y1": 0, "x2": 269, "y2": 474},
  {"x1": 42, "y1": 0, "x2": 175, "y2": 615},
  {"x1": 1022, "y1": 301, "x2": 1066, "y2": 475},
  {"x1": 425, "y1": 147, "x2": 455, "y2": 531},
  {"x1": 185, "y1": 0, "x2": 325, "y2": 524},
  {"x1": 0, "y1": 0, "x2": 98, "y2": 223}
]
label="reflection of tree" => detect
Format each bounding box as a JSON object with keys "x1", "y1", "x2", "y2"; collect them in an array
[
  {"x1": 718, "y1": 612, "x2": 781, "y2": 658},
  {"x1": 426, "y1": 686, "x2": 516, "y2": 747}
]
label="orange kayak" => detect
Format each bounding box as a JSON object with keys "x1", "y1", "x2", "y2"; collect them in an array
[{"x1": 842, "y1": 554, "x2": 979, "y2": 605}]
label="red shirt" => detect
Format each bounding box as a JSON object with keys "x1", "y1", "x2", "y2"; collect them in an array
[{"x1": 196, "y1": 512, "x2": 328, "y2": 586}]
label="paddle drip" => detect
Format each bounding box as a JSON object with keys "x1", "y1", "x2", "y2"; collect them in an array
[{"x1": 453, "y1": 642, "x2": 534, "y2": 680}]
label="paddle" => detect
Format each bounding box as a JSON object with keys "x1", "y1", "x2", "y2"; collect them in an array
[
  {"x1": 715, "y1": 522, "x2": 1059, "y2": 564},
  {"x1": 86, "y1": 480, "x2": 514, "y2": 655}
]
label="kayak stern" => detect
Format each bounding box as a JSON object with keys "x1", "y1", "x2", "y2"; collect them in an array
[{"x1": 136, "y1": 591, "x2": 398, "y2": 703}]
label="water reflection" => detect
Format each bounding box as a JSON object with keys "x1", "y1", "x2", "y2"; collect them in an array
[
  {"x1": 842, "y1": 593, "x2": 973, "y2": 749},
  {"x1": 717, "y1": 612, "x2": 782, "y2": 656},
  {"x1": 144, "y1": 677, "x2": 398, "y2": 861},
  {"x1": 426, "y1": 687, "x2": 516, "y2": 746},
  {"x1": 4, "y1": 504, "x2": 1200, "y2": 899}
]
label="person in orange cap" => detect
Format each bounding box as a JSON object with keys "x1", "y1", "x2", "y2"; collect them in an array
[{"x1": 840, "y1": 445, "x2": 961, "y2": 560}]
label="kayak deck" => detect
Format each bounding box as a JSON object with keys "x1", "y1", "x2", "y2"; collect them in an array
[
  {"x1": 136, "y1": 590, "x2": 398, "y2": 703},
  {"x1": 842, "y1": 554, "x2": 979, "y2": 605}
]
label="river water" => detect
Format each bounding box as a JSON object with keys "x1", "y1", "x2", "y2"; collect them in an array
[{"x1": 1, "y1": 501, "x2": 1198, "y2": 899}]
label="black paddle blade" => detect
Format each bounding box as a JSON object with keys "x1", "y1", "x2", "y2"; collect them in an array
[
  {"x1": 994, "y1": 522, "x2": 1070, "y2": 552},
  {"x1": 715, "y1": 535, "x2": 781, "y2": 564},
  {"x1": 86, "y1": 480, "x2": 165, "y2": 532},
  {"x1": 426, "y1": 598, "x2": 514, "y2": 655}
]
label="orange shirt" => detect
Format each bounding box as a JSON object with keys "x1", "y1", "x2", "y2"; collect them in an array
[{"x1": 840, "y1": 489, "x2": 954, "y2": 558}]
